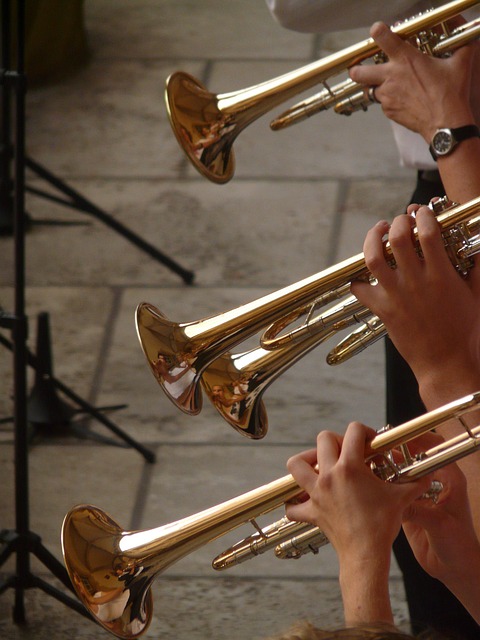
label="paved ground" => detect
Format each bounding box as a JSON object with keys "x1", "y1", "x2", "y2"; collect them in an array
[{"x1": 0, "y1": 2, "x2": 417, "y2": 639}]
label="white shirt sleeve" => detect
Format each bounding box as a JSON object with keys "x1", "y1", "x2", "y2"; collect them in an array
[
  {"x1": 264, "y1": 0, "x2": 444, "y2": 32},
  {"x1": 390, "y1": 123, "x2": 436, "y2": 170}
]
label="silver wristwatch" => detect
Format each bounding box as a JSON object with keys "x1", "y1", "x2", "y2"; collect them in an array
[{"x1": 429, "y1": 125, "x2": 480, "y2": 161}]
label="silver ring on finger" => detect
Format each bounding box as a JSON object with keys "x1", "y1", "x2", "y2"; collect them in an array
[{"x1": 367, "y1": 86, "x2": 380, "y2": 104}]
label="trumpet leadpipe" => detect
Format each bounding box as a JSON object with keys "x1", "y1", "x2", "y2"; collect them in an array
[
  {"x1": 426, "y1": 17, "x2": 480, "y2": 55},
  {"x1": 269, "y1": 79, "x2": 359, "y2": 130}
]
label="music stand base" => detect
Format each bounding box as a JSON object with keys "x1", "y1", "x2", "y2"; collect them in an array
[
  {"x1": 0, "y1": 318, "x2": 157, "y2": 464},
  {"x1": 0, "y1": 529, "x2": 92, "y2": 622}
]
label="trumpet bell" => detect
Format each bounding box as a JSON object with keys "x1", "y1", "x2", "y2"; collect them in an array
[
  {"x1": 61, "y1": 505, "x2": 154, "y2": 639},
  {"x1": 201, "y1": 349, "x2": 269, "y2": 439},
  {"x1": 135, "y1": 302, "x2": 203, "y2": 415},
  {"x1": 165, "y1": 71, "x2": 236, "y2": 184}
]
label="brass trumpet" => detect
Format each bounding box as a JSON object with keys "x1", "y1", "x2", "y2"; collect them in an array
[
  {"x1": 136, "y1": 196, "x2": 480, "y2": 438},
  {"x1": 271, "y1": 16, "x2": 480, "y2": 128},
  {"x1": 165, "y1": 0, "x2": 479, "y2": 183},
  {"x1": 62, "y1": 392, "x2": 480, "y2": 638}
]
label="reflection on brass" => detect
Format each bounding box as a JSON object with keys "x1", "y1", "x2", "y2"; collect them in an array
[
  {"x1": 165, "y1": 0, "x2": 479, "y2": 183},
  {"x1": 136, "y1": 196, "x2": 480, "y2": 437},
  {"x1": 62, "y1": 393, "x2": 480, "y2": 636}
]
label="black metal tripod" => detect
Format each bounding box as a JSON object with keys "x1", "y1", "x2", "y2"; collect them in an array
[
  {"x1": 0, "y1": 0, "x2": 95, "y2": 622},
  {"x1": 0, "y1": 0, "x2": 160, "y2": 624}
]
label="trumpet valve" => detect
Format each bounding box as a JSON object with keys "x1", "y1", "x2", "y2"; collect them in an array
[
  {"x1": 333, "y1": 90, "x2": 373, "y2": 116},
  {"x1": 274, "y1": 527, "x2": 329, "y2": 560}
]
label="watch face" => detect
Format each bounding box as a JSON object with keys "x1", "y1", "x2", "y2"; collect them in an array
[{"x1": 433, "y1": 129, "x2": 453, "y2": 155}]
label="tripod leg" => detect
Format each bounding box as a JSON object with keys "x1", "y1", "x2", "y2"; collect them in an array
[
  {"x1": 30, "y1": 536, "x2": 93, "y2": 618},
  {"x1": 26, "y1": 157, "x2": 195, "y2": 285},
  {"x1": 0, "y1": 530, "x2": 93, "y2": 621},
  {"x1": 0, "y1": 0, "x2": 99, "y2": 627},
  {"x1": 29, "y1": 574, "x2": 92, "y2": 619},
  {"x1": 13, "y1": 585, "x2": 26, "y2": 624},
  {"x1": 0, "y1": 546, "x2": 21, "y2": 621}
]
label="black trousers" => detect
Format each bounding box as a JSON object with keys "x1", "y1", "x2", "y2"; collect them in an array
[{"x1": 389, "y1": 171, "x2": 479, "y2": 639}]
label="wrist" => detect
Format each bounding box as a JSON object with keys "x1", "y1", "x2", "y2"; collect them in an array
[
  {"x1": 339, "y1": 559, "x2": 393, "y2": 625},
  {"x1": 441, "y1": 546, "x2": 480, "y2": 623},
  {"x1": 339, "y1": 552, "x2": 391, "y2": 595},
  {"x1": 428, "y1": 102, "x2": 476, "y2": 138}
]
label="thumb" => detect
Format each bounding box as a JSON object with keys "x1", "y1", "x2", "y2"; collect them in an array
[{"x1": 370, "y1": 21, "x2": 408, "y2": 59}]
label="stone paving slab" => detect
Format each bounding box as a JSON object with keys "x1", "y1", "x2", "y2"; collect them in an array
[
  {"x1": 0, "y1": 575, "x2": 410, "y2": 640},
  {"x1": 85, "y1": 0, "x2": 314, "y2": 61}
]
